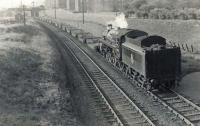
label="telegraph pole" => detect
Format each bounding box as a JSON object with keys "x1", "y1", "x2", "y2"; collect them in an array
[
  {"x1": 54, "y1": 0, "x2": 57, "y2": 19},
  {"x1": 32, "y1": 1, "x2": 35, "y2": 7},
  {"x1": 23, "y1": 5, "x2": 26, "y2": 26},
  {"x1": 82, "y1": 0, "x2": 85, "y2": 24},
  {"x1": 121, "y1": 0, "x2": 124, "y2": 12},
  {"x1": 21, "y1": 0, "x2": 26, "y2": 26}
]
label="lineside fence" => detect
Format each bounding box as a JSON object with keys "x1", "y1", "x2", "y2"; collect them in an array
[
  {"x1": 45, "y1": 17, "x2": 199, "y2": 54},
  {"x1": 168, "y1": 41, "x2": 199, "y2": 54},
  {"x1": 0, "y1": 20, "x2": 16, "y2": 24}
]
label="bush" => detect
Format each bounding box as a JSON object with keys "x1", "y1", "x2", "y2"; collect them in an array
[
  {"x1": 123, "y1": 0, "x2": 200, "y2": 20},
  {"x1": 129, "y1": 7, "x2": 200, "y2": 20}
]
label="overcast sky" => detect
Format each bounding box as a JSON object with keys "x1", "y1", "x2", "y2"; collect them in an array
[{"x1": 0, "y1": 0, "x2": 45, "y2": 9}]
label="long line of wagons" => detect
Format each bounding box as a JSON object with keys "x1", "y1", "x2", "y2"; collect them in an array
[{"x1": 40, "y1": 17, "x2": 181, "y2": 91}]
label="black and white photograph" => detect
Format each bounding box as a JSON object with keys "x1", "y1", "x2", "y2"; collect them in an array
[{"x1": 0, "y1": 0, "x2": 200, "y2": 125}]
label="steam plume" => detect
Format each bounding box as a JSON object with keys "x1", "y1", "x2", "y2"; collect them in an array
[{"x1": 108, "y1": 13, "x2": 128, "y2": 29}]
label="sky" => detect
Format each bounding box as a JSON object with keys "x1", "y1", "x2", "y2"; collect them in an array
[{"x1": 0, "y1": 0, "x2": 45, "y2": 9}]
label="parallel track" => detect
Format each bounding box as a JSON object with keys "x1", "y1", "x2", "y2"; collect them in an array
[
  {"x1": 39, "y1": 19, "x2": 156, "y2": 126},
  {"x1": 151, "y1": 89, "x2": 200, "y2": 126}
]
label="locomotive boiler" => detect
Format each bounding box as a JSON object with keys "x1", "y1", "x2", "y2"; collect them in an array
[{"x1": 98, "y1": 28, "x2": 181, "y2": 90}]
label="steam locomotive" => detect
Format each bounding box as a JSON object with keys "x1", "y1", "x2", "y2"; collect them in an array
[
  {"x1": 97, "y1": 26, "x2": 181, "y2": 90},
  {"x1": 42, "y1": 17, "x2": 181, "y2": 90}
]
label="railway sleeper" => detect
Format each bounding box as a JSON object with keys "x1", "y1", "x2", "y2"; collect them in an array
[
  {"x1": 118, "y1": 111, "x2": 140, "y2": 118},
  {"x1": 93, "y1": 75, "x2": 108, "y2": 80},
  {"x1": 98, "y1": 83, "x2": 113, "y2": 87},
  {"x1": 96, "y1": 79, "x2": 110, "y2": 83},
  {"x1": 91, "y1": 94, "x2": 102, "y2": 100},
  {"x1": 167, "y1": 100, "x2": 185, "y2": 105},
  {"x1": 101, "y1": 108, "x2": 111, "y2": 113},
  {"x1": 116, "y1": 106, "x2": 136, "y2": 112},
  {"x1": 125, "y1": 118, "x2": 148, "y2": 126},
  {"x1": 120, "y1": 110, "x2": 141, "y2": 117},
  {"x1": 95, "y1": 79, "x2": 110, "y2": 84},
  {"x1": 109, "y1": 96, "x2": 125, "y2": 101},
  {"x1": 104, "y1": 88, "x2": 119, "y2": 93},
  {"x1": 112, "y1": 99, "x2": 129, "y2": 105},
  {"x1": 87, "y1": 86, "x2": 96, "y2": 90},
  {"x1": 104, "y1": 113, "x2": 114, "y2": 119},
  {"x1": 100, "y1": 85, "x2": 116, "y2": 88},
  {"x1": 119, "y1": 109, "x2": 139, "y2": 116},
  {"x1": 123, "y1": 114, "x2": 143, "y2": 120},
  {"x1": 176, "y1": 106, "x2": 195, "y2": 113},
  {"x1": 183, "y1": 111, "x2": 200, "y2": 117},
  {"x1": 91, "y1": 94, "x2": 101, "y2": 99},
  {"x1": 90, "y1": 90, "x2": 100, "y2": 95},
  {"x1": 115, "y1": 103, "x2": 132, "y2": 108},
  {"x1": 91, "y1": 71, "x2": 103, "y2": 75},
  {"x1": 106, "y1": 118, "x2": 117, "y2": 124},
  {"x1": 171, "y1": 102, "x2": 190, "y2": 108},
  {"x1": 106, "y1": 92, "x2": 122, "y2": 97},
  {"x1": 157, "y1": 93, "x2": 177, "y2": 98},
  {"x1": 93, "y1": 97, "x2": 105, "y2": 103},
  {"x1": 161, "y1": 96, "x2": 179, "y2": 101},
  {"x1": 165, "y1": 98, "x2": 183, "y2": 104},
  {"x1": 96, "y1": 102, "x2": 107, "y2": 108},
  {"x1": 186, "y1": 113, "x2": 200, "y2": 121},
  {"x1": 101, "y1": 109, "x2": 113, "y2": 115},
  {"x1": 99, "y1": 106, "x2": 111, "y2": 113},
  {"x1": 104, "y1": 92, "x2": 120, "y2": 97},
  {"x1": 151, "y1": 102, "x2": 161, "y2": 106}
]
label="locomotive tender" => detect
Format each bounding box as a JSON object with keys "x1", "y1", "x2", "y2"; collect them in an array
[{"x1": 98, "y1": 28, "x2": 181, "y2": 90}]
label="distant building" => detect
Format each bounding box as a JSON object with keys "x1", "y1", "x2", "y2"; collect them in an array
[
  {"x1": 31, "y1": 8, "x2": 40, "y2": 17},
  {"x1": 45, "y1": 0, "x2": 116, "y2": 12},
  {"x1": 15, "y1": 13, "x2": 24, "y2": 22}
]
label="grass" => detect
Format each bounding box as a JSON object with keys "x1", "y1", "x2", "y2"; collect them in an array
[
  {"x1": 0, "y1": 113, "x2": 39, "y2": 126},
  {"x1": 0, "y1": 20, "x2": 77, "y2": 126}
]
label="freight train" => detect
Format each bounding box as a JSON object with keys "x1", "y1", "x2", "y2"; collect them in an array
[{"x1": 96, "y1": 26, "x2": 181, "y2": 90}]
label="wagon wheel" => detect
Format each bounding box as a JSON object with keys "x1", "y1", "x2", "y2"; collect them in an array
[
  {"x1": 122, "y1": 65, "x2": 128, "y2": 74},
  {"x1": 112, "y1": 58, "x2": 117, "y2": 66},
  {"x1": 102, "y1": 51, "x2": 106, "y2": 58},
  {"x1": 118, "y1": 62, "x2": 124, "y2": 71},
  {"x1": 115, "y1": 61, "x2": 120, "y2": 69},
  {"x1": 111, "y1": 57, "x2": 116, "y2": 66},
  {"x1": 126, "y1": 68, "x2": 130, "y2": 77},
  {"x1": 106, "y1": 53, "x2": 112, "y2": 62},
  {"x1": 146, "y1": 83, "x2": 152, "y2": 91}
]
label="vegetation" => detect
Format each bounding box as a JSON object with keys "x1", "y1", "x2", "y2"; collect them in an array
[{"x1": 123, "y1": 0, "x2": 200, "y2": 20}]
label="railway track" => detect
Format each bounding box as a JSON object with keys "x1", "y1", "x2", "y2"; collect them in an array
[
  {"x1": 150, "y1": 89, "x2": 200, "y2": 126},
  {"x1": 102, "y1": 48, "x2": 200, "y2": 126},
  {"x1": 40, "y1": 18, "x2": 200, "y2": 126},
  {"x1": 64, "y1": 28, "x2": 156, "y2": 126},
  {"x1": 40, "y1": 19, "x2": 157, "y2": 126}
]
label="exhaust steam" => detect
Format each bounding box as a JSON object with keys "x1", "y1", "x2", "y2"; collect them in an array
[{"x1": 107, "y1": 13, "x2": 128, "y2": 29}]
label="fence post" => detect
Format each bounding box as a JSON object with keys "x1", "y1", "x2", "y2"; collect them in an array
[
  {"x1": 185, "y1": 43, "x2": 189, "y2": 52},
  {"x1": 169, "y1": 41, "x2": 173, "y2": 46},
  {"x1": 173, "y1": 42, "x2": 176, "y2": 47},
  {"x1": 177, "y1": 43, "x2": 180, "y2": 48},
  {"x1": 181, "y1": 44, "x2": 185, "y2": 51},
  {"x1": 191, "y1": 44, "x2": 194, "y2": 53}
]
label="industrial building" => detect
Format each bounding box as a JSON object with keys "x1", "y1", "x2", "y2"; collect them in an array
[{"x1": 45, "y1": 0, "x2": 120, "y2": 12}]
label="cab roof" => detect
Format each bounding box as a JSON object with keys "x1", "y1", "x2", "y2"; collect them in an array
[{"x1": 117, "y1": 29, "x2": 148, "y2": 39}]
